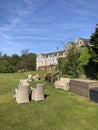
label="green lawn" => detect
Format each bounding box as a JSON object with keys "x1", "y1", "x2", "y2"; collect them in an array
[{"x1": 0, "y1": 72, "x2": 98, "y2": 130}]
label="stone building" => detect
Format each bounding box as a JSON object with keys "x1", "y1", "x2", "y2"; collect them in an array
[
  {"x1": 36, "y1": 50, "x2": 66, "y2": 70},
  {"x1": 36, "y1": 38, "x2": 90, "y2": 70},
  {"x1": 75, "y1": 38, "x2": 90, "y2": 48}
]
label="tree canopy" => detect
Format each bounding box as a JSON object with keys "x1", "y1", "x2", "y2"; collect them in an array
[
  {"x1": 57, "y1": 26, "x2": 98, "y2": 79},
  {"x1": 58, "y1": 42, "x2": 80, "y2": 78},
  {"x1": 0, "y1": 49, "x2": 36, "y2": 73},
  {"x1": 90, "y1": 27, "x2": 98, "y2": 63}
]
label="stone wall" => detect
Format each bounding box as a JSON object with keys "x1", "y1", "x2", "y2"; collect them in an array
[{"x1": 70, "y1": 79, "x2": 98, "y2": 98}]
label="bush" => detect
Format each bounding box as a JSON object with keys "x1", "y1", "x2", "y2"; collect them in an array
[{"x1": 44, "y1": 73, "x2": 52, "y2": 82}]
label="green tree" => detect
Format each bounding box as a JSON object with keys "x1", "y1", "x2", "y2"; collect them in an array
[
  {"x1": 0, "y1": 60, "x2": 10, "y2": 73},
  {"x1": 0, "y1": 50, "x2": 2, "y2": 59},
  {"x1": 0, "y1": 54, "x2": 16, "y2": 73},
  {"x1": 26, "y1": 53, "x2": 36, "y2": 70},
  {"x1": 10, "y1": 54, "x2": 21, "y2": 71},
  {"x1": 19, "y1": 49, "x2": 36, "y2": 71},
  {"x1": 90, "y1": 27, "x2": 98, "y2": 63},
  {"x1": 58, "y1": 42, "x2": 80, "y2": 78},
  {"x1": 77, "y1": 47, "x2": 91, "y2": 77},
  {"x1": 57, "y1": 57, "x2": 65, "y2": 72},
  {"x1": 20, "y1": 49, "x2": 30, "y2": 71},
  {"x1": 87, "y1": 26, "x2": 98, "y2": 79},
  {"x1": 0, "y1": 50, "x2": 37, "y2": 73}
]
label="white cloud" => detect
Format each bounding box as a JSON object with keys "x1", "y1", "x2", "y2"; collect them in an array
[
  {"x1": 24, "y1": 0, "x2": 47, "y2": 6},
  {"x1": 0, "y1": 0, "x2": 97, "y2": 55},
  {"x1": 0, "y1": 34, "x2": 11, "y2": 39}
]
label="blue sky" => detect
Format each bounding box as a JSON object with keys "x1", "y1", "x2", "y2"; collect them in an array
[{"x1": 0, "y1": 0, "x2": 98, "y2": 56}]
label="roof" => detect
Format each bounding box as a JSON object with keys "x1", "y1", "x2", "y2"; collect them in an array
[{"x1": 38, "y1": 50, "x2": 65, "y2": 56}]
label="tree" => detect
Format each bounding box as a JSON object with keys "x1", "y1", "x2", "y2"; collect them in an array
[
  {"x1": 77, "y1": 47, "x2": 91, "y2": 77},
  {"x1": 57, "y1": 57, "x2": 65, "y2": 72},
  {"x1": 0, "y1": 53, "x2": 16, "y2": 73},
  {"x1": 90, "y1": 27, "x2": 98, "y2": 63},
  {"x1": 9, "y1": 54, "x2": 21, "y2": 72},
  {"x1": 0, "y1": 60, "x2": 9, "y2": 73},
  {"x1": 19, "y1": 49, "x2": 37, "y2": 71},
  {"x1": 26, "y1": 53, "x2": 36, "y2": 70},
  {"x1": 58, "y1": 42, "x2": 80, "y2": 78},
  {"x1": 87, "y1": 26, "x2": 98, "y2": 79},
  {"x1": 0, "y1": 50, "x2": 2, "y2": 59}
]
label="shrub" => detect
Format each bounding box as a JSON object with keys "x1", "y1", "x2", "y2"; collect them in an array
[{"x1": 44, "y1": 73, "x2": 52, "y2": 82}]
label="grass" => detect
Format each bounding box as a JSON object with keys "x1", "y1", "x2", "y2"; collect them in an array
[{"x1": 0, "y1": 72, "x2": 98, "y2": 130}]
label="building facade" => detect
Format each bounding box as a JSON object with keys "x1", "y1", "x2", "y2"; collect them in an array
[
  {"x1": 36, "y1": 38, "x2": 90, "y2": 70},
  {"x1": 75, "y1": 38, "x2": 90, "y2": 47},
  {"x1": 36, "y1": 50, "x2": 66, "y2": 70}
]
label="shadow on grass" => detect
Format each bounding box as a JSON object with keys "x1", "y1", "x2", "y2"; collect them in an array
[
  {"x1": 44, "y1": 94, "x2": 49, "y2": 99},
  {"x1": 29, "y1": 94, "x2": 49, "y2": 101}
]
